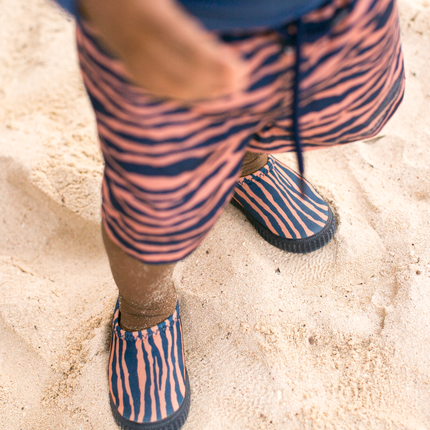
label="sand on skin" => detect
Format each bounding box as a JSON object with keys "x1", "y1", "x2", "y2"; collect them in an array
[{"x1": 0, "y1": 0, "x2": 430, "y2": 428}]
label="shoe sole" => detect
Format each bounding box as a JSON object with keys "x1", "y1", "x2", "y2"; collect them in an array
[
  {"x1": 110, "y1": 375, "x2": 191, "y2": 430},
  {"x1": 231, "y1": 198, "x2": 336, "y2": 253}
]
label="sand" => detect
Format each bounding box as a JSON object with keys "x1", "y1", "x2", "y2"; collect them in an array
[{"x1": 0, "y1": 0, "x2": 430, "y2": 428}]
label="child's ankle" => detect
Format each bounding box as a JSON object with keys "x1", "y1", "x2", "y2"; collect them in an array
[
  {"x1": 118, "y1": 294, "x2": 177, "y2": 331},
  {"x1": 240, "y1": 152, "x2": 268, "y2": 177}
]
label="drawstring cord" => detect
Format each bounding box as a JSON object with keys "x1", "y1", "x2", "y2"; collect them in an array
[
  {"x1": 282, "y1": 2, "x2": 353, "y2": 195},
  {"x1": 292, "y1": 19, "x2": 305, "y2": 195}
]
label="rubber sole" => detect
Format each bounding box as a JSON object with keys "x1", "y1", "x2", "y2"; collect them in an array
[
  {"x1": 110, "y1": 375, "x2": 191, "y2": 430},
  {"x1": 231, "y1": 198, "x2": 336, "y2": 253}
]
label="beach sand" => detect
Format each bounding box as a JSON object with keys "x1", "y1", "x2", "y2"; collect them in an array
[{"x1": 1, "y1": 0, "x2": 430, "y2": 428}]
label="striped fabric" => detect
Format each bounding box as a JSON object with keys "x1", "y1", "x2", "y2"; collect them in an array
[
  {"x1": 232, "y1": 155, "x2": 336, "y2": 252},
  {"x1": 247, "y1": 0, "x2": 405, "y2": 153},
  {"x1": 76, "y1": 0, "x2": 404, "y2": 264},
  {"x1": 109, "y1": 301, "x2": 190, "y2": 428}
]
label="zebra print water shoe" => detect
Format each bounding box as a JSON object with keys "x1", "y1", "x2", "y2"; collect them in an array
[
  {"x1": 109, "y1": 300, "x2": 190, "y2": 430},
  {"x1": 232, "y1": 155, "x2": 336, "y2": 253}
]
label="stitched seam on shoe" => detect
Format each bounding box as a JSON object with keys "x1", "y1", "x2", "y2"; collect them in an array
[{"x1": 115, "y1": 317, "x2": 180, "y2": 342}]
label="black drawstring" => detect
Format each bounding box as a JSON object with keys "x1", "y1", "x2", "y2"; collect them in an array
[{"x1": 292, "y1": 19, "x2": 306, "y2": 196}]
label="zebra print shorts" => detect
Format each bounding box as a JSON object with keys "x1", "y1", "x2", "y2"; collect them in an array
[{"x1": 76, "y1": 0, "x2": 405, "y2": 264}]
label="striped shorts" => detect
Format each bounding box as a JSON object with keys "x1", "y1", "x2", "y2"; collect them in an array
[{"x1": 76, "y1": 0, "x2": 405, "y2": 264}]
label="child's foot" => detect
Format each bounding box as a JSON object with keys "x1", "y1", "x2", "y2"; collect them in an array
[
  {"x1": 232, "y1": 155, "x2": 336, "y2": 253},
  {"x1": 109, "y1": 300, "x2": 190, "y2": 430}
]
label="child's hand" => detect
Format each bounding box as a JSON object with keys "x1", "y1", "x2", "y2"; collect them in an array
[{"x1": 80, "y1": 0, "x2": 250, "y2": 101}]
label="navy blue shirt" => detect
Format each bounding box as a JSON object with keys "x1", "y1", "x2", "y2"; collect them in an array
[
  {"x1": 178, "y1": 0, "x2": 325, "y2": 30},
  {"x1": 54, "y1": 0, "x2": 325, "y2": 30}
]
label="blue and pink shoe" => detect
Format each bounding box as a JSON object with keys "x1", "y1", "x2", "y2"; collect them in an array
[
  {"x1": 109, "y1": 300, "x2": 190, "y2": 430},
  {"x1": 232, "y1": 155, "x2": 336, "y2": 253}
]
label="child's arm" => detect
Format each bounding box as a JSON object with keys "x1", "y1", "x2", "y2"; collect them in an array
[{"x1": 80, "y1": 0, "x2": 249, "y2": 101}]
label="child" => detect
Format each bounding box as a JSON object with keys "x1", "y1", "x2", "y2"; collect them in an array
[{"x1": 54, "y1": 0, "x2": 404, "y2": 428}]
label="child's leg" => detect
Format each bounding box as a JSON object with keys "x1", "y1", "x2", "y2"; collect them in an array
[{"x1": 102, "y1": 226, "x2": 177, "y2": 331}]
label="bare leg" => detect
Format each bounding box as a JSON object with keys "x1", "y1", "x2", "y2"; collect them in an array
[
  {"x1": 102, "y1": 227, "x2": 177, "y2": 331},
  {"x1": 240, "y1": 151, "x2": 268, "y2": 177},
  {"x1": 102, "y1": 151, "x2": 267, "y2": 331}
]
